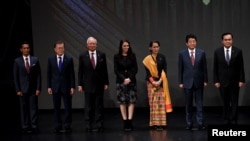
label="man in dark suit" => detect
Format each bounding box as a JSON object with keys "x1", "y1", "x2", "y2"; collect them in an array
[
  {"x1": 178, "y1": 34, "x2": 208, "y2": 130},
  {"x1": 47, "y1": 40, "x2": 75, "y2": 133},
  {"x1": 78, "y1": 36, "x2": 109, "y2": 132},
  {"x1": 213, "y1": 32, "x2": 245, "y2": 125},
  {"x1": 13, "y1": 42, "x2": 42, "y2": 134}
]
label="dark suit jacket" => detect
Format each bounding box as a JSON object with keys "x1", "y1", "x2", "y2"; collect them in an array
[
  {"x1": 178, "y1": 48, "x2": 208, "y2": 89},
  {"x1": 114, "y1": 54, "x2": 138, "y2": 84},
  {"x1": 213, "y1": 46, "x2": 245, "y2": 87},
  {"x1": 13, "y1": 56, "x2": 41, "y2": 93},
  {"x1": 78, "y1": 50, "x2": 109, "y2": 93},
  {"x1": 47, "y1": 55, "x2": 75, "y2": 93}
]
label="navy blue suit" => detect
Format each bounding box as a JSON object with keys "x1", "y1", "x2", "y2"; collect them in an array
[
  {"x1": 178, "y1": 48, "x2": 208, "y2": 127},
  {"x1": 13, "y1": 56, "x2": 41, "y2": 130},
  {"x1": 47, "y1": 55, "x2": 75, "y2": 129}
]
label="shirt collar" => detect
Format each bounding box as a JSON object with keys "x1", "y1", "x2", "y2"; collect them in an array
[
  {"x1": 224, "y1": 46, "x2": 232, "y2": 51},
  {"x1": 23, "y1": 55, "x2": 30, "y2": 60},
  {"x1": 57, "y1": 54, "x2": 64, "y2": 59},
  {"x1": 89, "y1": 50, "x2": 96, "y2": 55},
  {"x1": 188, "y1": 49, "x2": 195, "y2": 53}
]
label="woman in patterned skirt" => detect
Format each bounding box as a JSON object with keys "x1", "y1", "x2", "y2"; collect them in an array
[{"x1": 142, "y1": 40, "x2": 172, "y2": 130}]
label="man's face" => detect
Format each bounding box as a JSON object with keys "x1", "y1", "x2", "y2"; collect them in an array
[
  {"x1": 20, "y1": 44, "x2": 30, "y2": 56},
  {"x1": 54, "y1": 43, "x2": 65, "y2": 56},
  {"x1": 87, "y1": 39, "x2": 97, "y2": 51},
  {"x1": 222, "y1": 34, "x2": 233, "y2": 48},
  {"x1": 186, "y1": 38, "x2": 197, "y2": 50}
]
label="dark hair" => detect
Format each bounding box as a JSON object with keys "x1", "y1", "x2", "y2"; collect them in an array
[
  {"x1": 116, "y1": 39, "x2": 135, "y2": 59},
  {"x1": 149, "y1": 40, "x2": 160, "y2": 47},
  {"x1": 54, "y1": 40, "x2": 64, "y2": 48},
  {"x1": 185, "y1": 34, "x2": 197, "y2": 43},
  {"x1": 221, "y1": 32, "x2": 233, "y2": 40},
  {"x1": 20, "y1": 41, "x2": 30, "y2": 48},
  {"x1": 149, "y1": 40, "x2": 160, "y2": 53}
]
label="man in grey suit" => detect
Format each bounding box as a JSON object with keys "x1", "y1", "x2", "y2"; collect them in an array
[
  {"x1": 47, "y1": 40, "x2": 75, "y2": 133},
  {"x1": 178, "y1": 34, "x2": 208, "y2": 130},
  {"x1": 78, "y1": 37, "x2": 109, "y2": 132},
  {"x1": 213, "y1": 32, "x2": 245, "y2": 125},
  {"x1": 13, "y1": 42, "x2": 41, "y2": 134}
]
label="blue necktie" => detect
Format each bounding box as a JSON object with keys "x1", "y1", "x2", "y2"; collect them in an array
[
  {"x1": 58, "y1": 56, "x2": 63, "y2": 71},
  {"x1": 226, "y1": 50, "x2": 230, "y2": 65}
]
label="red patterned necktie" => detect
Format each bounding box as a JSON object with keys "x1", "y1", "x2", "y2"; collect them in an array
[
  {"x1": 190, "y1": 52, "x2": 195, "y2": 66},
  {"x1": 25, "y1": 57, "x2": 30, "y2": 73},
  {"x1": 91, "y1": 53, "x2": 95, "y2": 69}
]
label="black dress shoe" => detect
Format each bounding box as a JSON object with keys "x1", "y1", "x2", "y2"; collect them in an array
[
  {"x1": 53, "y1": 129, "x2": 61, "y2": 133},
  {"x1": 150, "y1": 126, "x2": 157, "y2": 130},
  {"x1": 124, "y1": 126, "x2": 132, "y2": 132},
  {"x1": 223, "y1": 120, "x2": 231, "y2": 125},
  {"x1": 91, "y1": 128, "x2": 99, "y2": 132},
  {"x1": 31, "y1": 128, "x2": 39, "y2": 133},
  {"x1": 231, "y1": 120, "x2": 238, "y2": 125},
  {"x1": 54, "y1": 127, "x2": 63, "y2": 133},
  {"x1": 91, "y1": 127, "x2": 104, "y2": 132},
  {"x1": 198, "y1": 125, "x2": 206, "y2": 130},
  {"x1": 156, "y1": 126, "x2": 163, "y2": 131},
  {"x1": 65, "y1": 127, "x2": 72, "y2": 133},
  {"x1": 85, "y1": 128, "x2": 92, "y2": 132},
  {"x1": 21, "y1": 128, "x2": 29, "y2": 134},
  {"x1": 98, "y1": 127, "x2": 104, "y2": 132},
  {"x1": 185, "y1": 125, "x2": 192, "y2": 130}
]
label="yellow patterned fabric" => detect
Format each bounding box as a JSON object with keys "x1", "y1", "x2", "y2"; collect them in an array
[
  {"x1": 147, "y1": 82, "x2": 167, "y2": 126},
  {"x1": 143, "y1": 55, "x2": 173, "y2": 113}
]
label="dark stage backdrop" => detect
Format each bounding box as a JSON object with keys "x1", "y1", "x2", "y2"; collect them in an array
[{"x1": 30, "y1": 0, "x2": 250, "y2": 109}]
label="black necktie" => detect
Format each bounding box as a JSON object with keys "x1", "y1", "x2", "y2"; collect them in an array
[{"x1": 25, "y1": 57, "x2": 30, "y2": 73}]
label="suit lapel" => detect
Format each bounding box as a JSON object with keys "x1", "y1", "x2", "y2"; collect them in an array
[
  {"x1": 96, "y1": 51, "x2": 104, "y2": 69},
  {"x1": 53, "y1": 55, "x2": 60, "y2": 72},
  {"x1": 195, "y1": 50, "x2": 201, "y2": 64},
  {"x1": 220, "y1": 47, "x2": 228, "y2": 65},
  {"x1": 96, "y1": 51, "x2": 100, "y2": 68},
  {"x1": 30, "y1": 56, "x2": 35, "y2": 68},
  {"x1": 184, "y1": 50, "x2": 193, "y2": 66},
  {"x1": 62, "y1": 55, "x2": 67, "y2": 70},
  {"x1": 230, "y1": 47, "x2": 236, "y2": 63},
  {"x1": 20, "y1": 57, "x2": 26, "y2": 70},
  {"x1": 85, "y1": 52, "x2": 94, "y2": 69}
]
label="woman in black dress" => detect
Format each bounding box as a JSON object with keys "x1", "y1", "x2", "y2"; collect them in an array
[{"x1": 114, "y1": 39, "x2": 138, "y2": 131}]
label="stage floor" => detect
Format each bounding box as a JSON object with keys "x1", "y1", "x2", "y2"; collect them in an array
[{"x1": 2, "y1": 107, "x2": 250, "y2": 141}]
